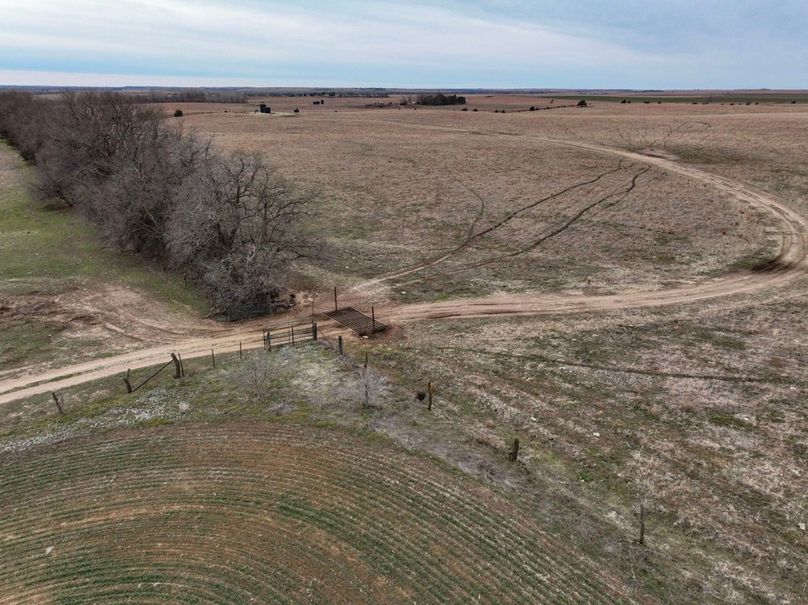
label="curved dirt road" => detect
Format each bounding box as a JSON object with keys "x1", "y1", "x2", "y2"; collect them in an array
[{"x1": 1, "y1": 135, "x2": 806, "y2": 404}]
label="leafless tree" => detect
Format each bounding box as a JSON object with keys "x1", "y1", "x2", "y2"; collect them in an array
[
  {"x1": 169, "y1": 150, "x2": 317, "y2": 311},
  {"x1": 358, "y1": 365, "x2": 385, "y2": 409},
  {"x1": 241, "y1": 350, "x2": 271, "y2": 402},
  {"x1": 0, "y1": 90, "x2": 318, "y2": 314}
]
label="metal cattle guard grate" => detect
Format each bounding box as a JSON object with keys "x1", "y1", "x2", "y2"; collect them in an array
[{"x1": 323, "y1": 307, "x2": 387, "y2": 336}]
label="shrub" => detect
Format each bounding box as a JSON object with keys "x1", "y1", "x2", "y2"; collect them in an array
[
  {"x1": 173, "y1": 109, "x2": 184, "y2": 117},
  {"x1": 415, "y1": 93, "x2": 466, "y2": 106}
]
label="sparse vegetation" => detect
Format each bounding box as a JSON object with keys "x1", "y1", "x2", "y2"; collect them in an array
[{"x1": 2, "y1": 94, "x2": 807, "y2": 604}]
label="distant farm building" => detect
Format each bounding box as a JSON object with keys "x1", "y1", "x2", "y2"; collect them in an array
[{"x1": 259, "y1": 104, "x2": 271, "y2": 114}]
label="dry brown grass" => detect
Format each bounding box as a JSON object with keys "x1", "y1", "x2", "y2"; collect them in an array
[
  {"x1": 175, "y1": 101, "x2": 808, "y2": 603},
  {"x1": 363, "y1": 283, "x2": 807, "y2": 603},
  {"x1": 4, "y1": 100, "x2": 807, "y2": 603},
  {"x1": 183, "y1": 104, "x2": 791, "y2": 304}
]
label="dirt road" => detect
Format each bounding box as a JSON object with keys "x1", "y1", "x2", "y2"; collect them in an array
[{"x1": 1, "y1": 134, "x2": 806, "y2": 404}]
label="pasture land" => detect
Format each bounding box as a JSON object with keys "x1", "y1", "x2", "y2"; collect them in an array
[
  {"x1": 183, "y1": 100, "x2": 808, "y2": 306},
  {"x1": 182, "y1": 100, "x2": 808, "y2": 603},
  {"x1": 2, "y1": 99, "x2": 807, "y2": 603}
]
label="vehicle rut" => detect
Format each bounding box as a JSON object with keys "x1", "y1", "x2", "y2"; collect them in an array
[{"x1": 1, "y1": 132, "x2": 806, "y2": 404}]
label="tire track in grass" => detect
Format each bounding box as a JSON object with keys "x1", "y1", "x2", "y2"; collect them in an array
[{"x1": 1, "y1": 132, "x2": 805, "y2": 404}]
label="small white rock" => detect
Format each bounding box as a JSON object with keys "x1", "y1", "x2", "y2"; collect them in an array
[{"x1": 45, "y1": 546, "x2": 54, "y2": 555}]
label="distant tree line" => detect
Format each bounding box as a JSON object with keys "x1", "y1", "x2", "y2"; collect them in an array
[
  {"x1": 258, "y1": 92, "x2": 389, "y2": 98},
  {"x1": 0, "y1": 91, "x2": 316, "y2": 314},
  {"x1": 81, "y1": 90, "x2": 253, "y2": 104},
  {"x1": 415, "y1": 94, "x2": 467, "y2": 106},
  {"x1": 125, "y1": 90, "x2": 247, "y2": 104}
]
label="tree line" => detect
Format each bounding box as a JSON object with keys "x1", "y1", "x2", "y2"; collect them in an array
[
  {"x1": 416, "y1": 94, "x2": 467, "y2": 106},
  {"x1": 126, "y1": 90, "x2": 248, "y2": 104},
  {"x1": 0, "y1": 91, "x2": 316, "y2": 315}
]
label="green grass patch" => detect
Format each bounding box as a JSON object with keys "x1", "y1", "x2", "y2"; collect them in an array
[
  {"x1": 0, "y1": 142, "x2": 211, "y2": 371},
  {"x1": 0, "y1": 320, "x2": 55, "y2": 366},
  {"x1": 0, "y1": 141, "x2": 206, "y2": 309},
  {"x1": 707, "y1": 410, "x2": 754, "y2": 430}
]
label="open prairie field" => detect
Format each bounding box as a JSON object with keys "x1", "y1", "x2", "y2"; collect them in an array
[
  {"x1": 2, "y1": 98, "x2": 807, "y2": 604},
  {"x1": 182, "y1": 101, "x2": 807, "y2": 305},
  {"x1": 184, "y1": 101, "x2": 808, "y2": 602}
]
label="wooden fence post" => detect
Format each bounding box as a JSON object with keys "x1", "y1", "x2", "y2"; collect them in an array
[
  {"x1": 51, "y1": 392, "x2": 64, "y2": 414},
  {"x1": 291, "y1": 325, "x2": 295, "y2": 345},
  {"x1": 338, "y1": 336, "x2": 344, "y2": 356},
  {"x1": 638, "y1": 500, "x2": 646, "y2": 545},
  {"x1": 364, "y1": 352, "x2": 368, "y2": 369},
  {"x1": 312, "y1": 322, "x2": 318, "y2": 341},
  {"x1": 371, "y1": 306, "x2": 376, "y2": 333},
  {"x1": 427, "y1": 381, "x2": 433, "y2": 411},
  {"x1": 177, "y1": 353, "x2": 185, "y2": 377},
  {"x1": 171, "y1": 353, "x2": 182, "y2": 379},
  {"x1": 509, "y1": 438, "x2": 520, "y2": 462},
  {"x1": 239, "y1": 341, "x2": 243, "y2": 359},
  {"x1": 334, "y1": 287, "x2": 338, "y2": 311},
  {"x1": 124, "y1": 369, "x2": 133, "y2": 393},
  {"x1": 211, "y1": 348, "x2": 216, "y2": 369}
]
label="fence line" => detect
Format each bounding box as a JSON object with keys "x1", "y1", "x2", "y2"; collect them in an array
[
  {"x1": 126, "y1": 359, "x2": 174, "y2": 393},
  {"x1": 263, "y1": 321, "x2": 319, "y2": 349}
]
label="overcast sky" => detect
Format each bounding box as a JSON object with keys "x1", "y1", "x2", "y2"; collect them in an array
[{"x1": 1, "y1": 0, "x2": 806, "y2": 88}]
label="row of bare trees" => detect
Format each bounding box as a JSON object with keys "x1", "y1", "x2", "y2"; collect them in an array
[
  {"x1": 125, "y1": 90, "x2": 247, "y2": 104},
  {"x1": 0, "y1": 91, "x2": 316, "y2": 314}
]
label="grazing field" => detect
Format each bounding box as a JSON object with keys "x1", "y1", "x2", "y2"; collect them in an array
[
  {"x1": 181, "y1": 101, "x2": 805, "y2": 306},
  {"x1": 2, "y1": 98, "x2": 807, "y2": 604},
  {"x1": 181, "y1": 100, "x2": 808, "y2": 603}
]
